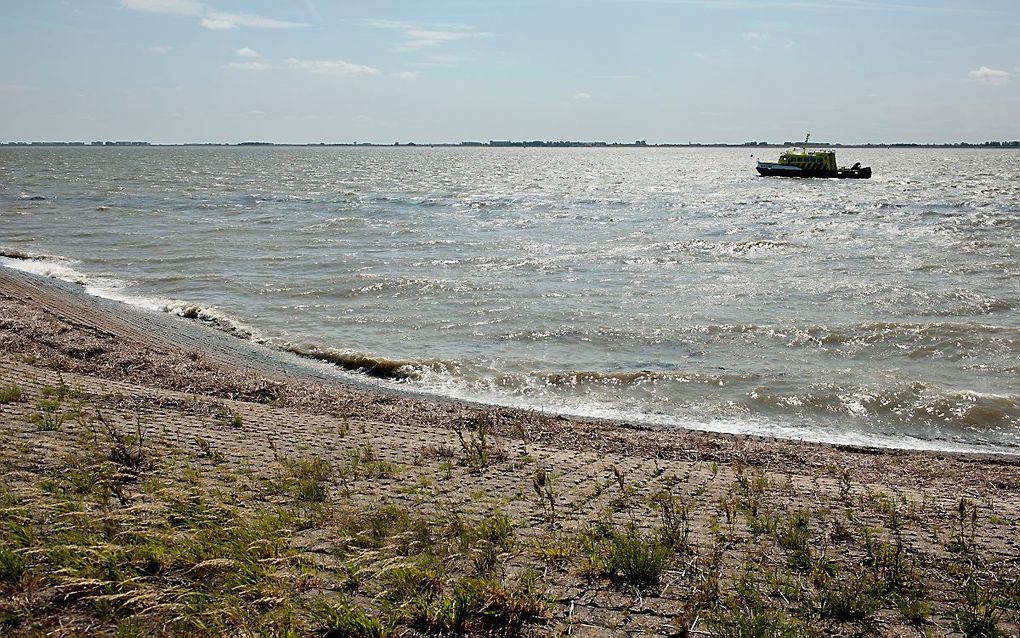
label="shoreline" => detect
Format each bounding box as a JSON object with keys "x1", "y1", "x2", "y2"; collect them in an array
[
  {"x1": 2, "y1": 265, "x2": 1019, "y2": 635},
  {"x1": 2, "y1": 259, "x2": 1014, "y2": 459}
]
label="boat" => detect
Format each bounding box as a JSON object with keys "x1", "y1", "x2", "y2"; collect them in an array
[{"x1": 756, "y1": 135, "x2": 871, "y2": 179}]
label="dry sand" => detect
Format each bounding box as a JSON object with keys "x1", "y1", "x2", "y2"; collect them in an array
[{"x1": 1, "y1": 265, "x2": 1018, "y2": 636}]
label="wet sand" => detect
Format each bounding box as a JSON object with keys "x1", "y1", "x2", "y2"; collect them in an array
[{"x1": 1, "y1": 264, "x2": 1018, "y2": 636}]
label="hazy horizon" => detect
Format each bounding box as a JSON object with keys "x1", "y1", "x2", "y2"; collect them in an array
[{"x1": 2, "y1": 1, "x2": 1018, "y2": 145}]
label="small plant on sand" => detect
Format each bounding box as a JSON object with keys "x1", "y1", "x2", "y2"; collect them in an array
[
  {"x1": 534, "y1": 535, "x2": 576, "y2": 568},
  {"x1": 609, "y1": 465, "x2": 637, "y2": 511},
  {"x1": 0, "y1": 384, "x2": 24, "y2": 404},
  {"x1": 532, "y1": 466, "x2": 557, "y2": 527},
  {"x1": 948, "y1": 497, "x2": 979, "y2": 554},
  {"x1": 705, "y1": 570, "x2": 808, "y2": 637},
  {"x1": 953, "y1": 578, "x2": 1003, "y2": 637},
  {"x1": 460, "y1": 510, "x2": 516, "y2": 574},
  {"x1": 280, "y1": 456, "x2": 333, "y2": 503},
  {"x1": 452, "y1": 414, "x2": 492, "y2": 472},
  {"x1": 693, "y1": 539, "x2": 725, "y2": 608},
  {"x1": 863, "y1": 527, "x2": 920, "y2": 596},
  {"x1": 0, "y1": 545, "x2": 27, "y2": 587},
  {"x1": 31, "y1": 397, "x2": 67, "y2": 431},
  {"x1": 401, "y1": 573, "x2": 547, "y2": 635},
  {"x1": 776, "y1": 509, "x2": 812, "y2": 570},
  {"x1": 838, "y1": 467, "x2": 853, "y2": 503},
  {"x1": 307, "y1": 596, "x2": 391, "y2": 638},
  {"x1": 651, "y1": 485, "x2": 691, "y2": 552},
  {"x1": 193, "y1": 435, "x2": 226, "y2": 465},
  {"x1": 896, "y1": 594, "x2": 932, "y2": 626},
  {"x1": 337, "y1": 446, "x2": 397, "y2": 489},
  {"x1": 452, "y1": 410, "x2": 503, "y2": 469},
  {"x1": 224, "y1": 411, "x2": 244, "y2": 428},
  {"x1": 96, "y1": 410, "x2": 151, "y2": 473},
  {"x1": 808, "y1": 570, "x2": 882, "y2": 625},
  {"x1": 582, "y1": 522, "x2": 671, "y2": 587}
]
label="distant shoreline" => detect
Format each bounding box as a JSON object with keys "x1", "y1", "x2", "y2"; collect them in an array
[{"x1": 5, "y1": 140, "x2": 1020, "y2": 149}]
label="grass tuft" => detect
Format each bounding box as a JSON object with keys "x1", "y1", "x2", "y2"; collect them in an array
[
  {"x1": 0, "y1": 385, "x2": 24, "y2": 404},
  {"x1": 582, "y1": 522, "x2": 671, "y2": 587},
  {"x1": 308, "y1": 596, "x2": 391, "y2": 638}
]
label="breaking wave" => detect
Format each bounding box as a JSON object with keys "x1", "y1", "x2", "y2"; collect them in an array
[
  {"x1": 0, "y1": 249, "x2": 258, "y2": 341},
  {"x1": 285, "y1": 345, "x2": 456, "y2": 381}
]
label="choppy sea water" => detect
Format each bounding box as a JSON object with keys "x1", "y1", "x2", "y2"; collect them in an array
[{"x1": 2, "y1": 146, "x2": 1018, "y2": 453}]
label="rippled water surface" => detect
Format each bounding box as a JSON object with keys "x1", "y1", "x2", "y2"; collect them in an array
[{"x1": 2, "y1": 146, "x2": 1018, "y2": 452}]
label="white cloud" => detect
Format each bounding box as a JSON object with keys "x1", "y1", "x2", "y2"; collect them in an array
[
  {"x1": 574, "y1": 92, "x2": 592, "y2": 100},
  {"x1": 413, "y1": 55, "x2": 465, "y2": 68},
  {"x1": 121, "y1": 0, "x2": 306, "y2": 29},
  {"x1": 202, "y1": 11, "x2": 306, "y2": 30},
  {"x1": 402, "y1": 29, "x2": 488, "y2": 50},
  {"x1": 282, "y1": 58, "x2": 381, "y2": 76},
  {"x1": 235, "y1": 47, "x2": 260, "y2": 58},
  {"x1": 120, "y1": 0, "x2": 203, "y2": 16},
  {"x1": 150, "y1": 46, "x2": 173, "y2": 55},
  {"x1": 969, "y1": 66, "x2": 1010, "y2": 85},
  {"x1": 227, "y1": 57, "x2": 381, "y2": 77},
  {"x1": 200, "y1": 17, "x2": 234, "y2": 30},
  {"x1": 366, "y1": 19, "x2": 491, "y2": 52},
  {"x1": 392, "y1": 71, "x2": 421, "y2": 80},
  {"x1": 743, "y1": 31, "x2": 769, "y2": 41},
  {"x1": 226, "y1": 61, "x2": 273, "y2": 72}
]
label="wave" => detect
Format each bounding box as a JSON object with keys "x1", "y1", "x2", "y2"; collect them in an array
[
  {"x1": 0, "y1": 248, "x2": 33, "y2": 260},
  {"x1": 745, "y1": 382, "x2": 1019, "y2": 431},
  {"x1": 495, "y1": 369, "x2": 761, "y2": 389},
  {"x1": 286, "y1": 345, "x2": 456, "y2": 381},
  {"x1": 1, "y1": 250, "x2": 94, "y2": 286},
  {"x1": 0, "y1": 249, "x2": 258, "y2": 341}
]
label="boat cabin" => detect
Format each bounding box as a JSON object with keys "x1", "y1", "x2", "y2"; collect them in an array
[{"x1": 777, "y1": 149, "x2": 838, "y2": 172}]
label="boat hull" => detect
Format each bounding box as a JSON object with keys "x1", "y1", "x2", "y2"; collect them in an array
[{"x1": 756, "y1": 162, "x2": 871, "y2": 179}]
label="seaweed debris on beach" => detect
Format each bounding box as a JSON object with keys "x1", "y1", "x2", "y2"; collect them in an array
[{"x1": 1, "y1": 266, "x2": 1019, "y2": 636}]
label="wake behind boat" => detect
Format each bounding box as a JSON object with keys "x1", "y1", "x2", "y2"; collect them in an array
[{"x1": 756, "y1": 135, "x2": 871, "y2": 179}]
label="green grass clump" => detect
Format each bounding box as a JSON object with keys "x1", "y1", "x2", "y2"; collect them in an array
[
  {"x1": 383, "y1": 556, "x2": 445, "y2": 604},
  {"x1": 31, "y1": 397, "x2": 67, "y2": 431},
  {"x1": 809, "y1": 572, "x2": 882, "y2": 624},
  {"x1": 307, "y1": 596, "x2": 391, "y2": 638},
  {"x1": 953, "y1": 579, "x2": 1004, "y2": 637},
  {"x1": 706, "y1": 605, "x2": 808, "y2": 638},
  {"x1": 401, "y1": 573, "x2": 547, "y2": 635},
  {"x1": 0, "y1": 545, "x2": 27, "y2": 587},
  {"x1": 582, "y1": 522, "x2": 671, "y2": 587},
  {"x1": 0, "y1": 385, "x2": 23, "y2": 404},
  {"x1": 777, "y1": 509, "x2": 813, "y2": 570},
  {"x1": 705, "y1": 569, "x2": 811, "y2": 637},
  {"x1": 334, "y1": 504, "x2": 430, "y2": 557},
  {"x1": 277, "y1": 456, "x2": 333, "y2": 502}
]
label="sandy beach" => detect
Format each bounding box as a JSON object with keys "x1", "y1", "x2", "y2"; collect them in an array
[{"x1": 1, "y1": 264, "x2": 1018, "y2": 636}]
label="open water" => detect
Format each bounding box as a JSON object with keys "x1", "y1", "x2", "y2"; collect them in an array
[{"x1": 1, "y1": 146, "x2": 1018, "y2": 453}]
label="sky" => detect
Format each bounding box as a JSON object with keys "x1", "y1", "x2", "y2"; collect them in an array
[{"x1": 1, "y1": 0, "x2": 1018, "y2": 144}]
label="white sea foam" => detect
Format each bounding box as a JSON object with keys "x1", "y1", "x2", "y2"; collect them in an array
[{"x1": 0, "y1": 254, "x2": 260, "y2": 342}]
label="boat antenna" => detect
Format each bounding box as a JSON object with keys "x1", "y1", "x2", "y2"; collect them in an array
[{"x1": 803, "y1": 132, "x2": 810, "y2": 149}]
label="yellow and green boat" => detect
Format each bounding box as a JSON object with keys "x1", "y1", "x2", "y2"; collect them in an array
[{"x1": 756, "y1": 136, "x2": 871, "y2": 179}]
